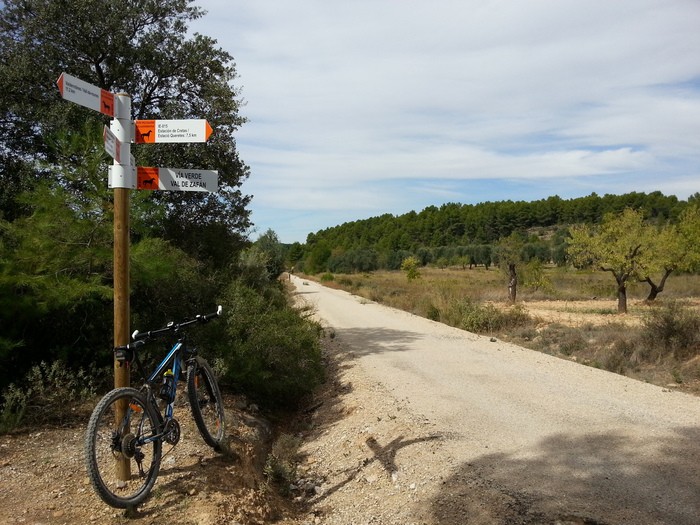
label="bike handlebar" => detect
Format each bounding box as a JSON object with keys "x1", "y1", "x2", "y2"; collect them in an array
[{"x1": 115, "y1": 305, "x2": 223, "y2": 353}]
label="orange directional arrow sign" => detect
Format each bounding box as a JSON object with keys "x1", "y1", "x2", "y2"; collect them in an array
[
  {"x1": 134, "y1": 119, "x2": 213, "y2": 143},
  {"x1": 56, "y1": 73, "x2": 114, "y2": 117}
]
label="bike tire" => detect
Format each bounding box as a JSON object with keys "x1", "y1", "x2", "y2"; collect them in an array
[
  {"x1": 85, "y1": 387, "x2": 162, "y2": 508},
  {"x1": 187, "y1": 357, "x2": 226, "y2": 450}
]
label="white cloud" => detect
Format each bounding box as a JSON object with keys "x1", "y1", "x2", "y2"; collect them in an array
[{"x1": 193, "y1": 0, "x2": 700, "y2": 242}]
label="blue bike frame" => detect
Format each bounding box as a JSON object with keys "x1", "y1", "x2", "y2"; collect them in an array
[{"x1": 148, "y1": 340, "x2": 184, "y2": 420}]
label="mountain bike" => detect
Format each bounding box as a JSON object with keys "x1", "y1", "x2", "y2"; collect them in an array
[{"x1": 85, "y1": 306, "x2": 226, "y2": 509}]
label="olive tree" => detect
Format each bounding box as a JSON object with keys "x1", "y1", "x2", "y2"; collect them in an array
[{"x1": 495, "y1": 233, "x2": 525, "y2": 303}]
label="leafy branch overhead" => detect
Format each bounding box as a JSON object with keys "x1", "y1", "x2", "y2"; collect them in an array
[{"x1": 0, "y1": 0, "x2": 251, "y2": 251}]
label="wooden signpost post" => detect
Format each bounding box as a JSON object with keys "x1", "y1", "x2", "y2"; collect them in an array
[{"x1": 57, "y1": 72, "x2": 218, "y2": 481}]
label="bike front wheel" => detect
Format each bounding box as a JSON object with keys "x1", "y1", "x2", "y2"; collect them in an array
[
  {"x1": 187, "y1": 357, "x2": 226, "y2": 450},
  {"x1": 85, "y1": 387, "x2": 162, "y2": 508}
]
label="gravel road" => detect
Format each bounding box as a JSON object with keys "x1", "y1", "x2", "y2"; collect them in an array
[{"x1": 291, "y1": 276, "x2": 700, "y2": 525}]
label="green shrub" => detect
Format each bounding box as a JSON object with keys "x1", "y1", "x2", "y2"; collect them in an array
[
  {"x1": 602, "y1": 339, "x2": 635, "y2": 374},
  {"x1": 217, "y1": 280, "x2": 324, "y2": 408},
  {"x1": 401, "y1": 256, "x2": 421, "y2": 281},
  {"x1": 1, "y1": 360, "x2": 102, "y2": 432},
  {"x1": 443, "y1": 299, "x2": 533, "y2": 334},
  {"x1": 460, "y1": 302, "x2": 500, "y2": 332},
  {"x1": 558, "y1": 331, "x2": 587, "y2": 356},
  {"x1": 426, "y1": 303, "x2": 440, "y2": 321},
  {"x1": 337, "y1": 277, "x2": 353, "y2": 287},
  {"x1": 320, "y1": 272, "x2": 335, "y2": 282}
]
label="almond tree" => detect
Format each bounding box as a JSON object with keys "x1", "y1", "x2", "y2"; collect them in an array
[
  {"x1": 633, "y1": 205, "x2": 700, "y2": 301},
  {"x1": 566, "y1": 208, "x2": 655, "y2": 313}
]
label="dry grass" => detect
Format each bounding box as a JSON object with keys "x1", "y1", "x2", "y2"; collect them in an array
[{"x1": 309, "y1": 266, "x2": 700, "y2": 395}]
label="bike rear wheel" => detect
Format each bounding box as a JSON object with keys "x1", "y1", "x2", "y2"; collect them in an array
[
  {"x1": 187, "y1": 357, "x2": 226, "y2": 450},
  {"x1": 85, "y1": 387, "x2": 162, "y2": 508}
]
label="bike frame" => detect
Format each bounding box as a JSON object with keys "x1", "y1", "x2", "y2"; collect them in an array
[
  {"x1": 125, "y1": 334, "x2": 194, "y2": 446},
  {"x1": 147, "y1": 340, "x2": 185, "y2": 420}
]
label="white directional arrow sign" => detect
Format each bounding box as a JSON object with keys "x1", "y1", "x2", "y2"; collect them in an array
[
  {"x1": 56, "y1": 73, "x2": 114, "y2": 117},
  {"x1": 134, "y1": 119, "x2": 213, "y2": 143},
  {"x1": 103, "y1": 125, "x2": 122, "y2": 163},
  {"x1": 136, "y1": 167, "x2": 218, "y2": 193}
]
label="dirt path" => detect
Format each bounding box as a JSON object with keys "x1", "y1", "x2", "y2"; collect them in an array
[
  {"x1": 290, "y1": 275, "x2": 700, "y2": 524},
  {"x1": 0, "y1": 396, "x2": 293, "y2": 525}
]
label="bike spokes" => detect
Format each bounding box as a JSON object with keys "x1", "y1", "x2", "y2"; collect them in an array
[{"x1": 85, "y1": 388, "x2": 162, "y2": 508}]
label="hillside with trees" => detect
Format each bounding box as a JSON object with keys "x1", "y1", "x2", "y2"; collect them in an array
[{"x1": 292, "y1": 191, "x2": 695, "y2": 275}]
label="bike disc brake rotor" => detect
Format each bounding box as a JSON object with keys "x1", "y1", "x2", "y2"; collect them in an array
[{"x1": 164, "y1": 419, "x2": 181, "y2": 445}]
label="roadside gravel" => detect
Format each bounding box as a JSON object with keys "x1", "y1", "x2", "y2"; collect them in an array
[{"x1": 288, "y1": 276, "x2": 700, "y2": 525}]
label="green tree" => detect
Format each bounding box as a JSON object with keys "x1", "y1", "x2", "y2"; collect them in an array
[
  {"x1": 677, "y1": 204, "x2": 700, "y2": 271},
  {"x1": 639, "y1": 204, "x2": 700, "y2": 301},
  {"x1": 567, "y1": 208, "x2": 655, "y2": 313},
  {"x1": 0, "y1": 130, "x2": 114, "y2": 387},
  {"x1": 254, "y1": 229, "x2": 286, "y2": 279},
  {"x1": 305, "y1": 240, "x2": 331, "y2": 274},
  {"x1": 401, "y1": 256, "x2": 421, "y2": 281},
  {"x1": 287, "y1": 242, "x2": 305, "y2": 269},
  {"x1": 495, "y1": 233, "x2": 525, "y2": 303},
  {"x1": 0, "y1": 0, "x2": 251, "y2": 261}
]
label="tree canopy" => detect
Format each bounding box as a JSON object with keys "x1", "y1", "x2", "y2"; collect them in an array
[
  {"x1": 295, "y1": 191, "x2": 686, "y2": 275},
  {"x1": 0, "y1": 0, "x2": 252, "y2": 259},
  {"x1": 0, "y1": 0, "x2": 253, "y2": 389}
]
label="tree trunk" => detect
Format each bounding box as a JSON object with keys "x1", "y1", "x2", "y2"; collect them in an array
[
  {"x1": 616, "y1": 279, "x2": 627, "y2": 313},
  {"x1": 644, "y1": 268, "x2": 672, "y2": 302},
  {"x1": 645, "y1": 280, "x2": 660, "y2": 302},
  {"x1": 508, "y1": 263, "x2": 517, "y2": 303}
]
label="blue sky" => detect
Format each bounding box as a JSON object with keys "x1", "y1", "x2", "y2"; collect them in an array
[{"x1": 191, "y1": 1, "x2": 700, "y2": 244}]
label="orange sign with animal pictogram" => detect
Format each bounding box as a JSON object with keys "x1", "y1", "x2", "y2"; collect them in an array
[
  {"x1": 134, "y1": 120, "x2": 157, "y2": 143},
  {"x1": 56, "y1": 72, "x2": 114, "y2": 117},
  {"x1": 137, "y1": 167, "x2": 160, "y2": 190}
]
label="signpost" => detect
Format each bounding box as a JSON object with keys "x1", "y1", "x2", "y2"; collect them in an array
[
  {"x1": 57, "y1": 72, "x2": 218, "y2": 483},
  {"x1": 134, "y1": 119, "x2": 213, "y2": 143}
]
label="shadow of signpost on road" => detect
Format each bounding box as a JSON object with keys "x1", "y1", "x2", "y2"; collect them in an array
[
  {"x1": 310, "y1": 433, "x2": 443, "y2": 504},
  {"x1": 431, "y1": 426, "x2": 700, "y2": 525}
]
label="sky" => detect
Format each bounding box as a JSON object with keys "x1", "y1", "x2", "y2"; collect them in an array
[{"x1": 190, "y1": 1, "x2": 700, "y2": 244}]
